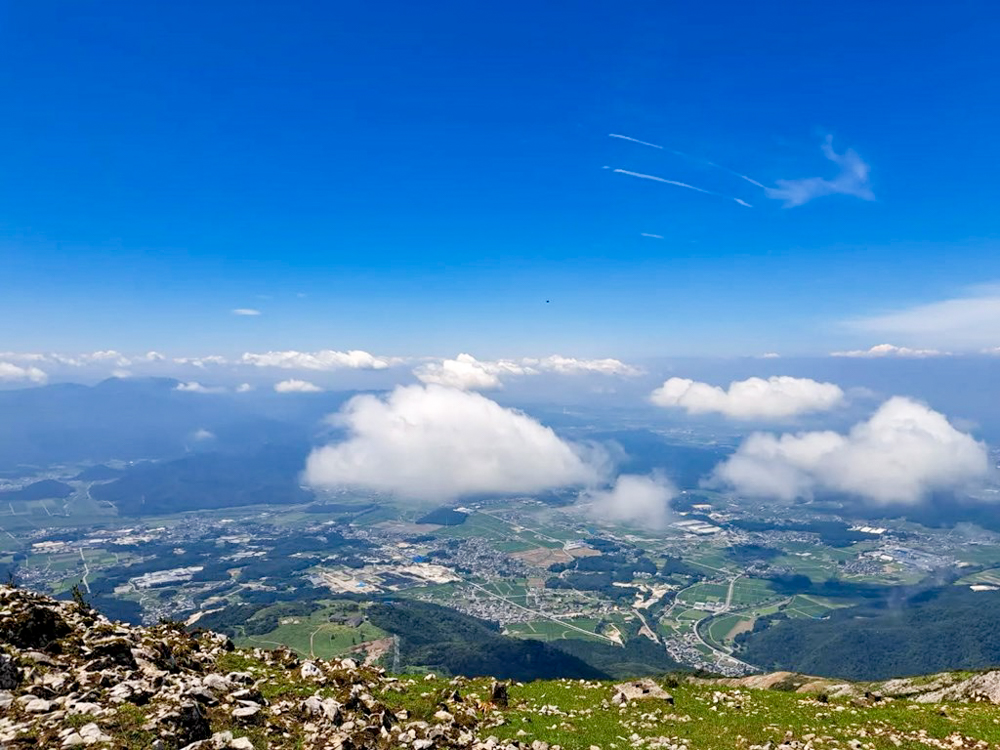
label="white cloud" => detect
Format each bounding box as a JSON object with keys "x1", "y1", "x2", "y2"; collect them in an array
[
  {"x1": 274, "y1": 379, "x2": 323, "y2": 393},
  {"x1": 305, "y1": 384, "x2": 606, "y2": 501},
  {"x1": 526, "y1": 355, "x2": 643, "y2": 377},
  {"x1": 236, "y1": 383, "x2": 254, "y2": 393},
  {"x1": 192, "y1": 428, "x2": 216, "y2": 441},
  {"x1": 174, "y1": 355, "x2": 229, "y2": 368},
  {"x1": 175, "y1": 381, "x2": 226, "y2": 394},
  {"x1": 0, "y1": 350, "x2": 134, "y2": 368},
  {"x1": 831, "y1": 343, "x2": 947, "y2": 358},
  {"x1": 413, "y1": 353, "x2": 643, "y2": 391},
  {"x1": 413, "y1": 354, "x2": 527, "y2": 391},
  {"x1": 759, "y1": 352, "x2": 781, "y2": 359},
  {"x1": 84, "y1": 350, "x2": 134, "y2": 367},
  {"x1": 578, "y1": 473, "x2": 677, "y2": 528},
  {"x1": 613, "y1": 169, "x2": 753, "y2": 208},
  {"x1": 711, "y1": 397, "x2": 990, "y2": 505},
  {"x1": 0, "y1": 362, "x2": 48, "y2": 384},
  {"x1": 766, "y1": 136, "x2": 874, "y2": 208},
  {"x1": 232, "y1": 308, "x2": 261, "y2": 316},
  {"x1": 242, "y1": 349, "x2": 393, "y2": 371},
  {"x1": 0, "y1": 352, "x2": 48, "y2": 363},
  {"x1": 110, "y1": 369, "x2": 133, "y2": 379},
  {"x1": 845, "y1": 290, "x2": 1000, "y2": 351},
  {"x1": 651, "y1": 376, "x2": 844, "y2": 420}
]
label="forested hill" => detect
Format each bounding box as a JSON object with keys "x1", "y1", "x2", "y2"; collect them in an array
[{"x1": 735, "y1": 585, "x2": 1000, "y2": 680}]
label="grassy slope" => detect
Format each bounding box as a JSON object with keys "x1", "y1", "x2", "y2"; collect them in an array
[
  {"x1": 378, "y1": 675, "x2": 1000, "y2": 750},
  {"x1": 97, "y1": 647, "x2": 1000, "y2": 750}
]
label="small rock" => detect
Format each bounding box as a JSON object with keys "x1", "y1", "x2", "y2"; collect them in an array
[
  {"x1": 79, "y1": 722, "x2": 112, "y2": 743},
  {"x1": 611, "y1": 679, "x2": 673, "y2": 705},
  {"x1": 202, "y1": 673, "x2": 230, "y2": 692},
  {"x1": 25, "y1": 696, "x2": 54, "y2": 713},
  {"x1": 232, "y1": 704, "x2": 261, "y2": 721},
  {"x1": 300, "y1": 661, "x2": 323, "y2": 680}
]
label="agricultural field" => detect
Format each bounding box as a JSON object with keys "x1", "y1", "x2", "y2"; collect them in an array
[
  {"x1": 956, "y1": 567, "x2": 1000, "y2": 587},
  {"x1": 233, "y1": 602, "x2": 389, "y2": 660}
]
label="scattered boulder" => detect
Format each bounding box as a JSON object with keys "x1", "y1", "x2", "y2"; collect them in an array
[
  {"x1": 490, "y1": 680, "x2": 509, "y2": 708},
  {"x1": 0, "y1": 653, "x2": 21, "y2": 690},
  {"x1": 611, "y1": 679, "x2": 673, "y2": 705}
]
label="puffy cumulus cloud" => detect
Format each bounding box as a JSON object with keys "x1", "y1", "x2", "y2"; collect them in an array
[
  {"x1": 175, "y1": 381, "x2": 227, "y2": 394},
  {"x1": 413, "y1": 354, "x2": 527, "y2": 391},
  {"x1": 235, "y1": 383, "x2": 254, "y2": 393},
  {"x1": 712, "y1": 397, "x2": 990, "y2": 505},
  {"x1": 0, "y1": 362, "x2": 48, "y2": 384},
  {"x1": 232, "y1": 308, "x2": 261, "y2": 316},
  {"x1": 304, "y1": 384, "x2": 605, "y2": 501},
  {"x1": 242, "y1": 349, "x2": 394, "y2": 371},
  {"x1": 578, "y1": 473, "x2": 677, "y2": 528},
  {"x1": 274, "y1": 379, "x2": 323, "y2": 393},
  {"x1": 651, "y1": 376, "x2": 844, "y2": 420},
  {"x1": 831, "y1": 343, "x2": 947, "y2": 358},
  {"x1": 192, "y1": 428, "x2": 216, "y2": 441}
]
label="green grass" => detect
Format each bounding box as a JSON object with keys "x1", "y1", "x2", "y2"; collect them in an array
[
  {"x1": 494, "y1": 540, "x2": 536, "y2": 553},
  {"x1": 375, "y1": 675, "x2": 1000, "y2": 750},
  {"x1": 505, "y1": 617, "x2": 607, "y2": 642},
  {"x1": 676, "y1": 582, "x2": 729, "y2": 606},
  {"x1": 728, "y1": 578, "x2": 776, "y2": 606},
  {"x1": 705, "y1": 613, "x2": 752, "y2": 649},
  {"x1": 234, "y1": 604, "x2": 388, "y2": 659}
]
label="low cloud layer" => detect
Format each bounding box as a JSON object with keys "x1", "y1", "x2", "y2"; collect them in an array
[
  {"x1": 174, "y1": 381, "x2": 226, "y2": 394},
  {"x1": 578, "y1": 473, "x2": 677, "y2": 528},
  {"x1": 242, "y1": 349, "x2": 393, "y2": 371},
  {"x1": 650, "y1": 376, "x2": 844, "y2": 419},
  {"x1": 0, "y1": 362, "x2": 48, "y2": 384},
  {"x1": 274, "y1": 379, "x2": 323, "y2": 393},
  {"x1": 305, "y1": 384, "x2": 605, "y2": 500},
  {"x1": 831, "y1": 343, "x2": 947, "y2": 358},
  {"x1": 712, "y1": 397, "x2": 990, "y2": 505},
  {"x1": 0, "y1": 349, "x2": 641, "y2": 393},
  {"x1": 526, "y1": 355, "x2": 642, "y2": 377},
  {"x1": 413, "y1": 353, "x2": 642, "y2": 391},
  {"x1": 766, "y1": 136, "x2": 874, "y2": 208},
  {"x1": 0, "y1": 350, "x2": 161, "y2": 369},
  {"x1": 845, "y1": 290, "x2": 1000, "y2": 351}
]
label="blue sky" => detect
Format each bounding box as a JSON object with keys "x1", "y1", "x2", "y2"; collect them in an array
[{"x1": 1, "y1": 1, "x2": 999, "y2": 358}]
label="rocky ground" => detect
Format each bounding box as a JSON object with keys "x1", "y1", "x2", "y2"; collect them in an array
[{"x1": 2, "y1": 586, "x2": 1000, "y2": 749}]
